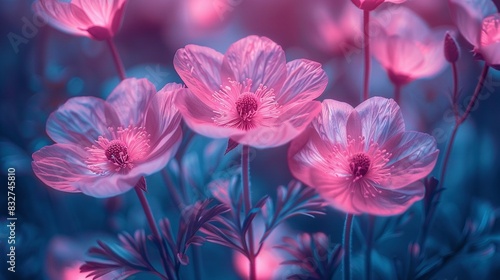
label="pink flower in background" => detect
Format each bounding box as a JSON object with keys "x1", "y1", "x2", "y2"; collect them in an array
[
  {"x1": 33, "y1": 0, "x2": 127, "y2": 40},
  {"x1": 288, "y1": 97, "x2": 438, "y2": 216},
  {"x1": 448, "y1": 0, "x2": 500, "y2": 67},
  {"x1": 234, "y1": 247, "x2": 283, "y2": 280},
  {"x1": 174, "y1": 35, "x2": 327, "y2": 148},
  {"x1": 350, "y1": 0, "x2": 406, "y2": 11},
  {"x1": 32, "y1": 78, "x2": 182, "y2": 198},
  {"x1": 303, "y1": 0, "x2": 362, "y2": 57},
  {"x1": 371, "y1": 7, "x2": 447, "y2": 86}
]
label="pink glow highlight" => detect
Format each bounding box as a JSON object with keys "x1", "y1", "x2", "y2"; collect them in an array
[
  {"x1": 288, "y1": 97, "x2": 439, "y2": 216},
  {"x1": 174, "y1": 35, "x2": 327, "y2": 148},
  {"x1": 33, "y1": 0, "x2": 127, "y2": 40},
  {"x1": 62, "y1": 263, "x2": 88, "y2": 280},
  {"x1": 32, "y1": 79, "x2": 182, "y2": 198},
  {"x1": 233, "y1": 249, "x2": 283, "y2": 280}
]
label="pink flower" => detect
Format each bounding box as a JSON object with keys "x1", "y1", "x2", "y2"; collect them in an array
[
  {"x1": 302, "y1": 0, "x2": 362, "y2": 57},
  {"x1": 174, "y1": 35, "x2": 327, "y2": 148},
  {"x1": 448, "y1": 0, "x2": 500, "y2": 67},
  {"x1": 33, "y1": 0, "x2": 127, "y2": 40},
  {"x1": 351, "y1": 0, "x2": 406, "y2": 11},
  {"x1": 288, "y1": 97, "x2": 438, "y2": 216},
  {"x1": 32, "y1": 78, "x2": 182, "y2": 198},
  {"x1": 371, "y1": 7, "x2": 447, "y2": 86}
]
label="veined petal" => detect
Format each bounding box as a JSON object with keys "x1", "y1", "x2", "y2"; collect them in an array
[
  {"x1": 145, "y1": 82, "x2": 183, "y2": 146},
  {"x1": 385, "y1": 131, "x2": 439, "y2": 189},
  {"x1": 106, "y1": 78, "x2": 156, "y2": 127},
  {"x1": 74, "y1": 172, "x2": 137, "y2": 198},
  {"x1": 32, "y1": 144, "x2": 92, "y2": 193},
  {"x1": 281, "y1": 101, "x2": 322, "y2": 131},
  {"x1": 33, "y1": 0, "x2": 93, "y2": 37},
  {"x1": 277, "y1": 59, "x2": 328, "y2": 105},
  {"x1": 175, "y1": 88, "x2": 242, "y2": 139},
  {"x1": 288, "y1": 126, "x2": 348, "y2": 188},
  {"x1": 221, "y1": 36, "x2": 287, "y2": 92},
  {"x1": 314, "y1": 99, "x2": 353, "y2": 148},
  {"x1": 174, "y1": 44, "x2": 224, "y2": 107},
  {"x1": 314, "y1": 180, "x2": 423, "y2": 215},
  {"x1": 235, "y1": 101, "x2": 321, "y2": 148},
  {"x1": 355, "y1": 97, "x2": 405, "y2": 148},
  {"x1": 46, "y1": 96, "x2": 120, "y2": 146}
]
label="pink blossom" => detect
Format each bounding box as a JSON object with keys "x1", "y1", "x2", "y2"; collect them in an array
[
  {"x1": 32, "y1": 78, "x2": 182, "y2": 198},
  {"x1": 302, "y1": 0, "x2": 362, "y2": 57},
  {"x1": 174, "y1": 35, "x2": 327, "y2": 148},
  {"x1": 351, "y1": 0, "x2": 406, "y2": 11},
  {"x1": 448, "y1": 0, "x2": 500, "y2": 67},
  {"x1": 371, "y1": 7, "x2": 447, "y2": 86},
  {"x1": 33, "y1": 0, "x2": 127, "y2": 40},
  {"x1": 288, "y1": 97, "x2": 438, "y2": 216}
]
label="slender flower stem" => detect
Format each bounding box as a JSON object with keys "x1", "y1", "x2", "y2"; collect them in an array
[
  {"x1": 160, "y1": 169, "x2": 185, "y2": 211},
  {"x1": 394, "y1": 83, "x2": 402, "y2": 104},
  {"x1": 106, "y1": 38, "x2": 126, "y2": 80},
  {"x1": 192, "y1": 246, "x2": 203, "y2": 280},
  {"x1": 363, "y1": 10, "x2": 371, "y2": 102},
  {"x1": 343, "y1": 214, "x2": 354, "y2": 280},
  {"x1": 459, "y1": 65, "x2": 489, "y2": 124},
  {"x1": 242, "y1": 145, "x2": 256, "y2": 280},
  {"x1": 440, "y1": 64, "x2": 489, "y2": 189},
  {"x1": 134, "y1": 179, "x2": 173, "y2": 279},
  {"x1": 365, "y1": 216, "x2": 375, "y2": 280},
  {"x1": 451, "y1": 63, "x2": 459, "y2": 120},
  {"x1": 161, "y1": 168, "x2": 202, "y2": 279}
]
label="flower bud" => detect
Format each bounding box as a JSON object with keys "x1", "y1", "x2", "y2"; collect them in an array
[{"x1": 444, "y1": 32, "x2": 460, "y2": 63}]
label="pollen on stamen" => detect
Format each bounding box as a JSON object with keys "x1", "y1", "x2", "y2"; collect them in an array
[
  {"x1": 236, "y1": 93, "x2": 259, "y2": 121},
  {"x1": 85, "y1": 126, "x2": 151, "y2": 174},
  {"x1": 349, "y1": 153, "x2": 371, "y2": 181},
  {"x1": 212, "y1": 79, "x2": 280, "y2": 131}
]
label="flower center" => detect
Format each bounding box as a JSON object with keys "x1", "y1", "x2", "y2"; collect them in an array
[
  {"x1": 235, "y1": 93, "x2": 258, "y2": 121},
  {"x1": 212, "y1": 79, "x2": 280, "y2": 131},
  {"x1": 328, "y1": 135, "x2": 392, "y2": 187},
  {"x1": 86, "y1": 126, "x2": 150, "y2": 174},
  {"x1": 349, "y1": 153, "x2": 371, "y2": 177},
  {"x1": 104, "y1": 140, "x2": 129, "y2": 165}
]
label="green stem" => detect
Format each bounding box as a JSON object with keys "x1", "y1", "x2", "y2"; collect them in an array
[
  {"x1": 134, "y1": 179, "x2": 173, "y2": 279},
  {"x1": 242, "y1": 145, "x2": 256, "y2": 280},
  {"x1": 363, "y1": 10, "x2": 371, "y2": 102},
  {"x1": 365, "y1": 216, "x2": 375, "y2": 280},
  {"x1": 394, "y1": 83, "x2": 402, "y2": 104},
  {"x1": 343, "y1": 214, "x2": 354, "y2": 280},
  {"x1": 106, "y1": 38, "x2": 126, "y2": 80}
]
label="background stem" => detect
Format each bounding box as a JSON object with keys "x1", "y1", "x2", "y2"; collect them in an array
[
  {"x1": 365, "y1": 216, "x2": 375, "y2": 280},
  {"x1": 106, "y1": 38, "x2": 126, "y2": 80},
  {"x1": 134, "y1": 180, "x2": 173, "y2": 279},
  {"x1": 242, "y1": 145, "x2": 256, "y2": 280},
  {"x1": 343, "y1": 214, "x2": 354, "y2": 280},
  {"x1": 363, "y1": 10, "x2": 371, "y2": 102}
]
